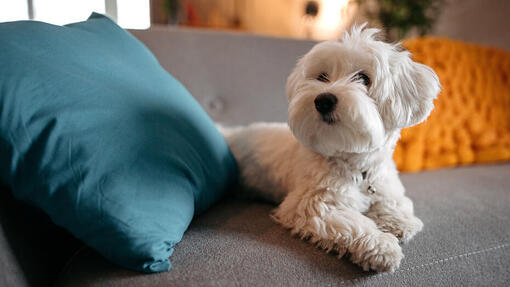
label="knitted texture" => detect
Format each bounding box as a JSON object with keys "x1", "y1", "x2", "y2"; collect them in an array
[{"x1": 394, "y1": 37, "x2": 510, "y2": 172}]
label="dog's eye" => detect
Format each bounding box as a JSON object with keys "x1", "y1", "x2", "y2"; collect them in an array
[
  {"x1": 352, "y1": 72, "x2": 371, "y2": 86},
  {"x1": 316, "y1": 72, "x2": 329, "y2": 83}
]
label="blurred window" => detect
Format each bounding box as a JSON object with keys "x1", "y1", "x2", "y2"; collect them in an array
[
  {"x1": 0, "y1": 1, "x2": 29, "y2": 22},
  {"x1": 0, "y1": 0, "x2": 150, "y2": 29},
  {"x1": 116, "y1": 0, "x2": 150, "y2": 29},
  {"x1": 32, "y1": 0, "x2": 105, "y2": 25}
]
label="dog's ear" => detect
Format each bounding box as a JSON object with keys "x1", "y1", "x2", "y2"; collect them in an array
[{"x1": 383, "y1": 51, "x2": 441, "y2": 129}]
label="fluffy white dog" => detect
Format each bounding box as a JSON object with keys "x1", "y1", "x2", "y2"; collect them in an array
[{"x1": 221, "y1": 25, "x2": 440, "y2": 272}]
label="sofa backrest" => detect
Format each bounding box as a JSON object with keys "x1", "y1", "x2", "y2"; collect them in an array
[{"x1": 131, "y1": 27, "x2": 316, "y2": 125}]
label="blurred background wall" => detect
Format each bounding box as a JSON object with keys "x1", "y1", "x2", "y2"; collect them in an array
[
  {"x1": 1, "y1": 0, "x2": 509, "y2": 51},
  {"x1": 151, "y1": 0, "x2": 510, "y2": 51},
  {"x1": 432, "y1": 0, "x2": 510, "y2": 52}
]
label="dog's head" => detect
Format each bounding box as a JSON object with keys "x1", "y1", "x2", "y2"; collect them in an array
[{"x1": 286, "y1": 24, "x2": 440, "y2": 156}]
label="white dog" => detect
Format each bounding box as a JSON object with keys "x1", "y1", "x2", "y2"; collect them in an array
[{"x1": 221, "y1": 25, "x2": 440, "y2": 272}]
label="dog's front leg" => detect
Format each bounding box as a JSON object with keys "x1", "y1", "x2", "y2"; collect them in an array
[
  {"x1": 365, "y1": 172, "x2": 424, "y2": 243},
  {"x1": 365, "y1": 195, "x2": 424, "y2": 243},
  {"x1": 273, "y1": 194, "x2": 403, "y2": 272}
]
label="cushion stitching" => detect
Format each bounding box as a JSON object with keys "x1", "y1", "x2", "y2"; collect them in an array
[
  {"x1": 52, "y1": 242, "x2": 510, "y2": 286},
  {"x1": 337, "y1": 242, "x2": 510, "y2": 285}
]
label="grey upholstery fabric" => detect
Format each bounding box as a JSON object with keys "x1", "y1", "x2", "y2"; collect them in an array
[
  {"x1": 56, "y1": 164, "x2": 510, "y2": 286},
  {"x1": 0, "y1": 191, "x2": 29, "y2": 287},
  {"x1": 0, "y1": 187, "x2": 83, "y2": 287}
]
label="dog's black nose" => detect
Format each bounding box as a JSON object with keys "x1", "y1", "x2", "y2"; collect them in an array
[{"x1": 314, "y1": 93, "x2": 337, "y2": 115}]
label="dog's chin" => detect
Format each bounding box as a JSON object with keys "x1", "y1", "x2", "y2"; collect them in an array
[{"x1": 290, "y1": 117, "x2": 385, "y2": 157}]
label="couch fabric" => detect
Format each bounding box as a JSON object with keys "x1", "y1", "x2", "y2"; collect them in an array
[
  {"x1": 55, "y1": 164, "x2": 510, "y2": 286},
  {"x1": 1, "y1": 26, "x2": 509, "y2": 286}
]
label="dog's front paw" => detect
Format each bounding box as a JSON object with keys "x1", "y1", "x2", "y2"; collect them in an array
[
  {"x1": 394, "y1": 216, "x2": 424, "y2": 243},
  {"x1": 380, "y1": 216, "x2": 424, "y2": 243},
  {"x1": 350, "y1": 233, "x2": 403, "y2": 272},
  {"x1": 374, "y1": 214, "x2": 424, "y2": 243}
]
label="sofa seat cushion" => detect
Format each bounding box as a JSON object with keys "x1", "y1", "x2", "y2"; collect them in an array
[{"x1": 55, "y1": 164, "x2": 510, "y2": 286}]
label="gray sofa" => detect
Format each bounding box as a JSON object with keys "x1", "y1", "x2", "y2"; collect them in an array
[{"x1": 1, "y1": 26, "x2": 509, "y2": 287}]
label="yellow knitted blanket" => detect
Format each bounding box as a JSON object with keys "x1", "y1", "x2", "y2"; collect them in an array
[{"x1": 395, "y1": 37, "x2": 510, "y2": 172}]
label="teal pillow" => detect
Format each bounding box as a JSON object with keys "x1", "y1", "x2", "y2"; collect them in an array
[{"x1": 0, "y1": 13, "x2": 237, "y2": 273}]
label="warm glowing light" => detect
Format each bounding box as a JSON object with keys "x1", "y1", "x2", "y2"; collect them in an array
[{"x1": 314, "y1": 0, "x2": 350, "y2": 40}]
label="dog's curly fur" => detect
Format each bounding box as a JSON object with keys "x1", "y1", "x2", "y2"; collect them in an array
[{"x1": 220, "y1": 25, "x2": 440, "y2": 272}]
